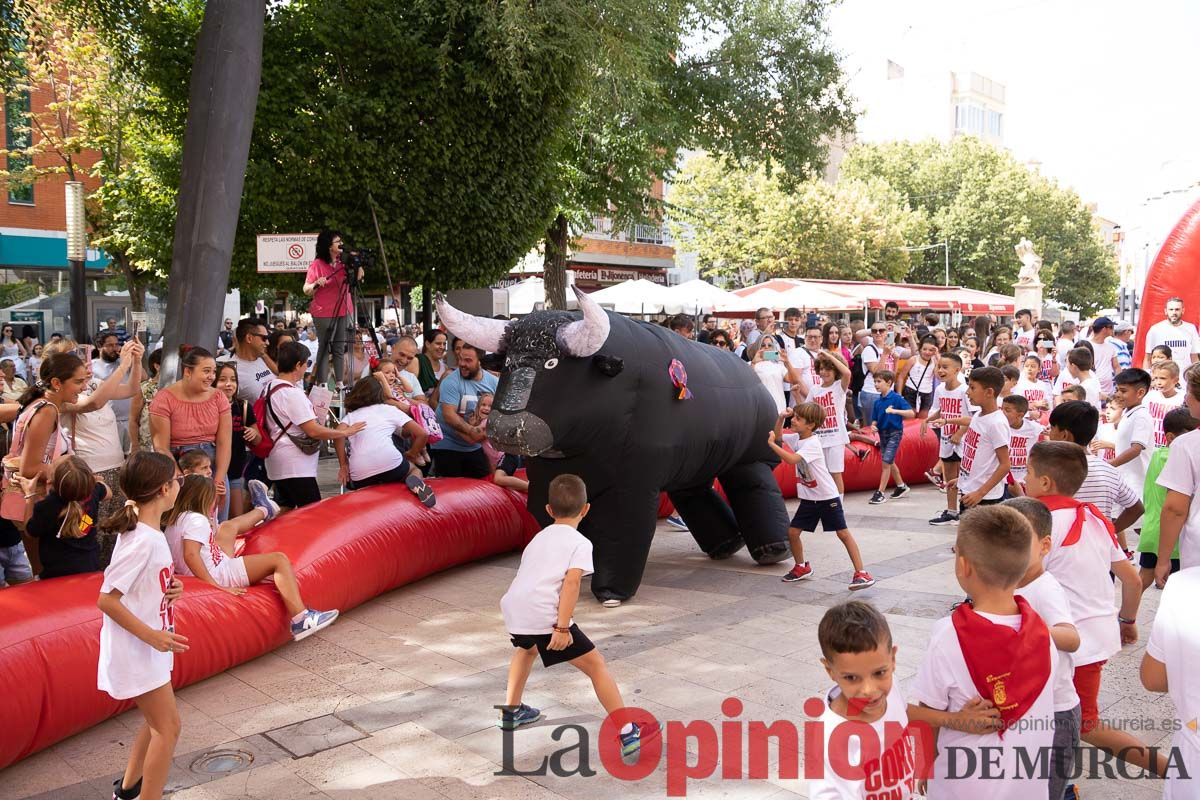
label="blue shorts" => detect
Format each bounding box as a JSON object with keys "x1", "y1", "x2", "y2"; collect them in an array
[
  {"x1": 0, "y1": 542, "x2": 34, "y2": 585},
  {"x1": 789, "y1": 498, "x2": 848, "y2": 533},
  {"x1": 878, "y1": 428, "x2": 903, "y2": 464}
]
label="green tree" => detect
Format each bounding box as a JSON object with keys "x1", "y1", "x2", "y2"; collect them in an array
[
  {"x1": 670, "y1": 152, "x2": 926, "y2": 285},
  {"x1": 840, "y1": 137, "x2": 1118, "y2": 312},
  {"x1": 540, "y1": 0, "x2": 855, "y2": 308}
]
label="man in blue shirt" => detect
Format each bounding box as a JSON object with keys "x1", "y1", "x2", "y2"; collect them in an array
[
  {"x1": 432, "y1": 344, "x2": 499, "y2": 478},
  {"x1": 1112, "y1": 321, "x2": 1134, "y2": 370}
]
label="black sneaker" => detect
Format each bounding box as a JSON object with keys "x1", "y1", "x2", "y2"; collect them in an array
[
  {"x1": 891, "y1": 484, "x2": 911, "y2": 499},
  {"x1": 113, "y1": 777, "x2": 142, "y2": 800},
  {"x1": 869, "y1": 491, "x2": 886, "y2": 505},
  {"x1": 929, "y1": 509, "x2": 959, "y2": 526}
]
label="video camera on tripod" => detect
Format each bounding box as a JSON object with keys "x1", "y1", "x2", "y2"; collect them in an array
[{"x1": 339, "y1": 245, "x2": 374, "y2": 288}]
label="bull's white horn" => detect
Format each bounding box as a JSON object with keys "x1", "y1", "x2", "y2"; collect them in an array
[
  {"x1": 557, "y1": 286, "x2": 610, "y2": 358},
  {"x1": 435, "y1": 294, "x2": 510, "y2": 352}
]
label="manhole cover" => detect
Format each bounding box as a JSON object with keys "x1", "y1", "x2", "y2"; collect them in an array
[{"x1": 190, "y1": 749, "x2": 255, "y2": 775}]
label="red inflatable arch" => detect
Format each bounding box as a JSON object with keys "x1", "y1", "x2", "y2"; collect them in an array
[
  {"x1": 1133, "y1": 199, "x2": 1200, "y2": 365},
  {"x1": 0, "y1": 479, "x2": 538, "y2": 770}
]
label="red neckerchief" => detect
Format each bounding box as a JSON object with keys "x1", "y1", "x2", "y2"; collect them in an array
[
  {"x1": 1038, "y1": 494, "x2": 1119, "y2": 548},
  {"x1": 951, "y1": 595, "x2": 1051, "y2": 737}
]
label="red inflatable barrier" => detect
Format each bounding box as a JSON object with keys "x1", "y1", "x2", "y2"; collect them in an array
[
  {"x1": 770, "y1": 418, "x2": 940, "y2": 496},
  {"x1": 0, "y1": 479, "x2": 537, "y2": 770},
  {"x1": 1134, "y1": 199, "x2": 1200, "y2": 365}
]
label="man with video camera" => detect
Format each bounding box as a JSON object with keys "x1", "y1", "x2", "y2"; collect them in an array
[{"x1": 303, "y1": 229, "x2": 365, "y2": 388}]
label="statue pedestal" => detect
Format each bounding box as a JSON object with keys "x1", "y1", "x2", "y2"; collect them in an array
[{"x1": 1013, "y1": 281, "x2": 1044, "y2": 317}]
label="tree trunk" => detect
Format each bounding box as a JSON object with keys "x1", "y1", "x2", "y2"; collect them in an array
[
  {"x1": 114, "y1": 253, "x2": 146, "y2": 311},
  {"x1": 160, "y1": 0, "x2": 264, "y2": 384},
  {"x1": 543, "y1": 212, "x2": 569, "y2": 310}
]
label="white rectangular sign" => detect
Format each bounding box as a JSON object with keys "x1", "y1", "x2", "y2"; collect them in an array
[{"x1": 256, "y1": 233, "x2": 318, "y2": 273}]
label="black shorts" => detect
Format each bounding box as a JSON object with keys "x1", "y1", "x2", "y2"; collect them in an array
[
  {"x1": 273, "y1": 477, "x2": 322, "y2": 509},
  {"x1": 350, "y1": 460, "x2": 411, "y2": 489},
  {"x1": 789, "y1": 498, "x2": 848, "y2": 533},
  {"x1": 509, "y1": 623, "x2": 595, "y2": 667},
  {"x1": 1138, "y1": 552, "x2": 1181, "y2": 573},
  {"x1": 941, "y1": 451, "x2": 961, "y2": 463},
  {"x1": 431, "y1": 447, "x2": 492, "y2": 479},
  {"x1": 959, "y1": 496, "x2": 1005, "y2": 514}
]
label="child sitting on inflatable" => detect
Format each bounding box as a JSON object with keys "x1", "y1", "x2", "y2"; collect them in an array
[{"x1": 164, "y1": 475, "x2": 338, "y2": 641}]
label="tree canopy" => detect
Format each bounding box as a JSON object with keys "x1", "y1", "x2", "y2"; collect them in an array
[
  {"x1": 840, "y1": 137, "x2": 1118, "y2": 311},
  {"x1": 670, "y1": 152, "x2": 926, "y2": 285}
]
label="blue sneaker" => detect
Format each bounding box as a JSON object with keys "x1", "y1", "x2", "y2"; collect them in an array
[
  {"x1": 291, "y1": 608, "x2": 339, "y2": 641},
  {"x1": 248, "y1": 479, "x2": 279, "y2": 520},
  {"x1": 665, "y1": 515, "x2": 688, "y2": 531},
  {"x1": 498, "y1": 703, "x2": 542, "y2": 730},
  {"x1": 620, "y1": 722, "x2": 660, "y2": 756}
]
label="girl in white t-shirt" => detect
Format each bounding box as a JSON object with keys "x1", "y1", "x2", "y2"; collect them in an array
[
  {"x1": 1016, "y1": 352, "x2": 1054, "y2": 418},
  {"x1": 96, "y1": 452, "x2": 187, "y2": 800},
  {"x1": 164, "y1": 475, "x2": 340, "y2": 642}
]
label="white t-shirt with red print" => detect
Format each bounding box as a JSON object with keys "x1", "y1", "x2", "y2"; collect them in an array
[
  {"x1": 810, "y1": 381, "x2": 850, "y2": 447},
  {"x1": 807, "y1": 682, "x2": 918, "y2": 800},
  {"x1": 1145, "y1": 389, "x2": 1186, "y2": 448},
  {"x1": 98, "y1": 523, "x2": 176, "y2": 700},
  {"x1": 957, "y1": 410, "x2": 1010, "y2": 501},
  {"x1": 783, "y1": 432, "x2": 839, "y2": 502},
  {"x1": 1006, "y1": 418, "x2": 1043, "y2": 484}
]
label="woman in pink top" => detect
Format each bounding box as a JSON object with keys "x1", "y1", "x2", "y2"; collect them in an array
[
  {"x1": 149, "y1": 346, "x2": 232, "y2": 518},
  {"x1": 303, "y1": 230, "x2": 363, "y2": 389}
]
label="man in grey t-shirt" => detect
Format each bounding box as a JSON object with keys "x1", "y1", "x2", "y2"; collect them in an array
[{"x1": 233, "y1": 318, "x2": 276, "y2": 403}]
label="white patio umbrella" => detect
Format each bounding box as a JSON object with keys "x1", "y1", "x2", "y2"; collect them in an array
[
  {"x1": 505, "y1": 277, "x2": 546, "y2": 315},
  {"x1": 659, "y1": 279, "x2": 741, "y2": 315},
  {"x1": 586, "y1": 279, "x2": 671, "y2": 315}
]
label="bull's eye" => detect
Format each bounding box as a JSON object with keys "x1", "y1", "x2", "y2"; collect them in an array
[{"x1": 544, "y1": 358, "x2": 559, "y2": 370}]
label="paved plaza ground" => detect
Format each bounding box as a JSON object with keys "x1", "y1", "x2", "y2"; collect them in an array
[{"x1": 6, "y1": 482, "x2": 1178, "y2": 799}]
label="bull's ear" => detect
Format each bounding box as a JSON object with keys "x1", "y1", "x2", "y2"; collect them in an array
[
  {"x1": 592, "y1": 354, "x2": 623, "y2": 377},
  {"x1": 481, "y1": 351, "x2": 506, "y2": 372}
]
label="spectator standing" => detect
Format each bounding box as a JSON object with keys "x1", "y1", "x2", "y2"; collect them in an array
[
  {"x1": 430, "y1": 344, "x2": 498, "y2": 478},
  {"x1": 92, "y1": 331, "x2": 135, "y2": 453},
  {"x1": 0, "y1": 359, "x2": 28, "y2": 403},
  {"x1": 1143, "y1": 296, "x2": 1200, "y2": 373},
  {"x1": 1112, "y1": 321, "x2": 1135, "y2": 370},
  {"x1": 745, "y1": 307, "x2": 775, "y2": 351},
  {"x1": 696, "y1": 314, "x2": 717, "y2": 344},
  {"x1": 1087, "y1": 317, "x2": 1121, "y2": 396},
  {"x1": 149, "y1": 347, "x2": 232, "y2": 520},
  {"x1": 304, "y1": 230, "x2": 361, "y2": 388},
  {"x1": 217, "y1": 318, "x2": 235, "y2": 354},
  {"x1": 261, "y1": 341, "x2": 364, "y2": 509},
  {"x1": 0, "y1": 323, "x2": 28, "y2": 378},
  {"x1": 411, "y1": 329, "x2": 450, "y2": 396},
  {"x1": 232, "y1": 318, "x2": 276, "y2": 404},
  {"x1": 751, "y1": 337, "x2": 804, "y2": 414},
  {"x1": 1012, "y1": 308, "x2": 1036, "y2": 350}
]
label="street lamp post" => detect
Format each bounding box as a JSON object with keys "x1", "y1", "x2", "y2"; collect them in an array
[{"x1": 65, "y1": 181, "x2": 90, "y2": 344}]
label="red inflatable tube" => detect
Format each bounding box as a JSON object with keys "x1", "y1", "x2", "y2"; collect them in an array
[
  {"x1": 771, "y1": 418, "x2": 941, "y2": 496},
  {"x1": 1134, "y1": 199, "x2": 1200, "y2": 365},
  {"x1": 0, "y1": 479, "x2": 537, "y2": 770}
]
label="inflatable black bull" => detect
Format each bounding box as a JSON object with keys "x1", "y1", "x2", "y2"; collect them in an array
[{"x1": 437, "y1": 288, "x2": 790, "y2": 601}]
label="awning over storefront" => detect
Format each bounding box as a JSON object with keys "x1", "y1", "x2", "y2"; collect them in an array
[{"x1": 0, "y1": 228, "x2": 111, "y2": 271}]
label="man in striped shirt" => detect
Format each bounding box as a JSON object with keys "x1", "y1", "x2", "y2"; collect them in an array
[{"x1": 1047, "y1": 401, "x2": 1144, "y2": 551}]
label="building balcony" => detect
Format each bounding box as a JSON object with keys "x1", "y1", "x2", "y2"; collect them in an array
[{"x1": 582, "y1": 216, "x2": 673, "y2": 246}]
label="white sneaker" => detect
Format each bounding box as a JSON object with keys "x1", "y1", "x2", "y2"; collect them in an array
[
  {"x1": 602, "y1": 598, "x2": 622, "y2": 608},
  {"x1": 291, "y1": 608, "x2": 339, "y2": 641}
]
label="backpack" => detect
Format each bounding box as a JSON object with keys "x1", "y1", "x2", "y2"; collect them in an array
[
  {"x1": 850, "y1": 344, "x2": 878, "y2": 394},
  {"x1": 249, "y1": 383, "x2": 292, "y2": 459}
]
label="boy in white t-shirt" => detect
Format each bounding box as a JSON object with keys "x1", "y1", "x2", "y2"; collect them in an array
[
  {"x1": 808, "y1": 601, "x2": 920, "y2": 799},
  {"x1": 1023, "y1": 442, "x2": 1167, "y2": 778},
  {"x1": 1000, "y1": 395, "x2": 1042, "y2": 491},
  {"x1": 908, "y1": 505, "x2": 1057, "y2": 800},
  {"x1": 1015, "y1": 352, "x2": 1053, "y2": 418},
  {"x1": 1140, "y1": 566, "x2": 1200, "y2": 798},
  {"x1": 769, "y1": 403, "x2": 875, "y2": 590},
  {"x1": 951, "y1": 367, "x2": 1011, "y2": 512},
  {"x1": 1054, "y1": 347, "x2": 1101, "y2": 409},
  {"x1": 810, "y1": 352, "x2": 852, "y2": 496},
  {"x1": 924, "y1": 352, "x2": 973, "y2": 526},
  {"x1": 498, "y1": 474, "x2": 654, "y2": 756},
  {"x1": 1146, "y1": 361, "x2": 1185, "y2": 448},
  {"x1": 1003, "y1": 497, "x2": 1082, "y2": 800}
]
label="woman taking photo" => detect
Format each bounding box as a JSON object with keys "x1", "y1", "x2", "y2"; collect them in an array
[
  {"x1": 334, "y1": 375, "x2": 434, "y2": 506},
  {"x1": 303, "y1": 230, "x2": 362, "y2": 389},
  {"x1": 751, "y1": 336, "x2": 805, "y2": 413},
  {"x1": 262, "y1": 341, "x2": 365, "y2": 510},
  {"x1": 149, "y1": 347, "x2": 232, "y2": 520}
]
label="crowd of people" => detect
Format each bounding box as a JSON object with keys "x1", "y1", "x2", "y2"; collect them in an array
[{"x1": 5, "y1": 281, "x2": 1200, "y2": 800}]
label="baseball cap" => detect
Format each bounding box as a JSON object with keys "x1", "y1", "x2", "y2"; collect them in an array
[
  {"x1": 1114, "y1": 321, "x2": 1135, "y2": 333},
  {"x1": 1092, "y1": 316, "x2": 1115, "y2": 331}
]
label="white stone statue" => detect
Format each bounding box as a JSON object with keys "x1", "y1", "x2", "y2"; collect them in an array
[{"x1": 1014, "y1": 238, "x2": 1043, "y2": 286}]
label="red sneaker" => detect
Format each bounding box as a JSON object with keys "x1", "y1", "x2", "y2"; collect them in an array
[
  {"x1": 849, "y1": 571, "x2": 876, "y2": 590},
  {"x1": 781, "y1": 562, "x2": 813, "y2": 582}
]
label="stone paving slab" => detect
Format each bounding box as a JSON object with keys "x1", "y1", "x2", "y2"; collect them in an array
[{"x1": 11, "y1": 484, "x2": 1180, "y2": 799}]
